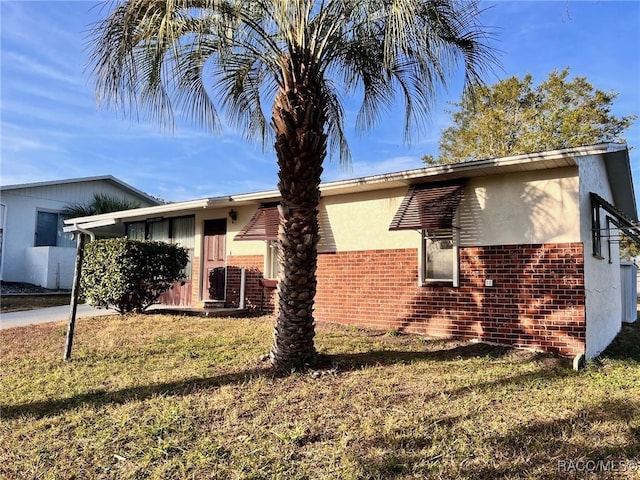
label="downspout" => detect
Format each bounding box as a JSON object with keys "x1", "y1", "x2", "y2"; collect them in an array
[
  {"x1": 239, "y1": 267, "x2": 246, "y2": 310},
  {"x1": 64, "y1": 226, "x2": 94, "y2": 361}
]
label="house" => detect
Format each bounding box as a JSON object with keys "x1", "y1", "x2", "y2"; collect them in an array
[
  {"x1": 64, "y1": 144, "x2": 638, "y2": 360},
  {"x1": 0, "y1": 176, "x2": 161, "y2": 289}
]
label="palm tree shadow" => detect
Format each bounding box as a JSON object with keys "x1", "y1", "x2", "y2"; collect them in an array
[
  {"x1": 2, "y1": 342, "x2": 569, "y2": 421},
  {"x1": 318, "y1": 342, "x2": 516, "y2": 371},
  {"x1": 0, "y1": 366, "x2": 273, "y2": 420}
]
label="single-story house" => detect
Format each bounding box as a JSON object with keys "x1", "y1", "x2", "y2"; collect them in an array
[
  {"x1": 0, "y1": 176, "x2": 160, "y2": 289},
  {"x1": 65, "y1": 143, "x2": 638, "y2": 360}
]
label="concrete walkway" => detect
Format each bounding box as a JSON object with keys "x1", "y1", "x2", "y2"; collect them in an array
[{"x1": 0, "y1": 304, "x2": 117, "y2": 330}]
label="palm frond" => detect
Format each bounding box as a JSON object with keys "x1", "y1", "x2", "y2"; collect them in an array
[
  {"x1": 62, "y1": 193, "x2": 140, "y2": 218},
  {"x1": 88, "y1": 0, "x2": 498, "y2": 164}
]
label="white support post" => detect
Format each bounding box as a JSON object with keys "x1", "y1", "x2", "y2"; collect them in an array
[{"x1": 239, "y1": 267, "x2": 246, "y2": 310}]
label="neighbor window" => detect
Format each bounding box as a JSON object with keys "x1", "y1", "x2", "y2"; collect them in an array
[
  {"x1": 35, "y1": 211, "x2": 74, "y2": 248},
  {"x1": 421, "y1": 229, "x2": 459, "y2": 286}
]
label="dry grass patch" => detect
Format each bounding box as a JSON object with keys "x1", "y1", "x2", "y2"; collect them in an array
[
  {"x1": 1, "y1": 294, "x2": 71, "y2": 313},
  {"x1": 1, "y1": 314, "x2": 639, "y2": 479}
]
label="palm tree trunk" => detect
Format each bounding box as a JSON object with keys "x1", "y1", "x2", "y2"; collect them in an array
[{"x1": 270, "y1": 81, "x2": 327, "y2": 371}]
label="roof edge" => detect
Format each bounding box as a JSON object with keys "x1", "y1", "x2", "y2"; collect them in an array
[
  {"x1": 63, "y1": 197, "x2": 228, "y2": 226},
  {"x1": 1, "y1": 175, "x2": 162, "y2": 206}
]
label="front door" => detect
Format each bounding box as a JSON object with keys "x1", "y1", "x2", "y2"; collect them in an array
[{"x1": 203, "y1": 219, "x2": 227, "y2": 300}]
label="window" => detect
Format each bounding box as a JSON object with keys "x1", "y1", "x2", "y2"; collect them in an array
[
  {"x1": 235, "y1": 203, "x2": 280, "y2": 280},
  {"x1": 389, "y1": 180, "x2": 467, "y2": 287},
  {"x1": 125, "y1": 216, "x2": 195, "y2": 278},
  {"x1": 126, "y1": 222, "x2": 145, "y2": 240},
  {"x1": 265, "y1": 240, "x2": 280, "y2": 280},
  {"x1": 590, "y1": 192, "x2": 640, "y2": 262},
  {"x1": 591, "y1": 197, "x2": 603, "y2": 258},
  {"x1": 421, "y1": 229, "x2": 459, "y2": 286},
  {"x1": 35, "y1": 211, "x2": 74, "y2": 248}
]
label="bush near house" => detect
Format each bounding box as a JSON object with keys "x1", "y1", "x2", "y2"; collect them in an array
[{"x1": 81, "y1": 238, "x2": 188, "y2": 313}]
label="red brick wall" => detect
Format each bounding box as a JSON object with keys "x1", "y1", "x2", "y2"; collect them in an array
[
  {"x1": 226, "y1": 255, "x2": 276, "y2": 312},
  {"x1": 314, "y1": 243, "x2": 586, "y2": 357},
  {"x1": 191, "y1": 256, "x2": 201, "y2": 305}
]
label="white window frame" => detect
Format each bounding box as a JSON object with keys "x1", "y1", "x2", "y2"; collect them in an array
[
  {"x1": 264, "y1": 240, "x2": 280, "y2": 280},
  {"x1": 35, "y1": 210, "x2": 74, "y2": 248},
  {"x1": 418, "y1": 227, "x2": 460, "y2": 287}
]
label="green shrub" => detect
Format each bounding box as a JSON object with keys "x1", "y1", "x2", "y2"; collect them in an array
[{"x1": 81, "y1": 238, "x2": 189, "y2": 314}]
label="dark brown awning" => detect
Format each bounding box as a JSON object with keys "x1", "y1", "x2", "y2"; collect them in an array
[
  {"x1": 389, "y1": 180, "x2": 467, "y2": 231},
  {"x1": 235, "y1": 203, "x2": 280, "y2": 241}
]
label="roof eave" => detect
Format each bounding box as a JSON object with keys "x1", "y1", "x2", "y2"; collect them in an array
[
  {"x1": 0, "y1": 175, "x2": 162, "y2": 206},
  {"x1": 63, "y1": 197, "x2": 229, "y2": 228},
  {"x1": 602, "y1": 146, "x2": 637, "y2": 221}
]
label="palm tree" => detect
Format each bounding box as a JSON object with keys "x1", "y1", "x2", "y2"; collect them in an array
[
  {"x1": 62, "y1": 193, "x2": 141, "y2": 217},
  {"x1": 89, "y1": 0, "x2": 497, "y2": 371}
]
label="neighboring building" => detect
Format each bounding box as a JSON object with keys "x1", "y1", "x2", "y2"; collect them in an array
[
  {"x1": 0, "y1": 176, "x2": 161, "y2": 289},
  {"x1": 65, "y1": 144, "x2": 638, "y2": 360}
]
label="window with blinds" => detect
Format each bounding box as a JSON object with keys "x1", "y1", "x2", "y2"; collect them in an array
[{"x1": 390, "y1": 180, "x2": 467, "y2": 286}]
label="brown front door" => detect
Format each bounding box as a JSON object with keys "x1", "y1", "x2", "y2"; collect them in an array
[{"x1": 204, "y1": 219, "x2": 227, "y2": 300}]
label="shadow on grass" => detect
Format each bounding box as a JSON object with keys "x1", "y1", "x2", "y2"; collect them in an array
[
  {"x1": 0, "y1": 367, "x2": 273, "y2": 420},
  {"x1": 355, "y1": 398, "x2": 640, "y2": 480},
  {"x1": 322, "y1": 342, "x2": 532, "y2": 368},
  {"x1": 599, "y1": 320, "x2": 640, "y2": 362},
  {"x1": 2, "y1": 342, "x2": 571, "y2": 420}
]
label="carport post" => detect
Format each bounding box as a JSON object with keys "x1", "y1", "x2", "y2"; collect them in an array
[{"x1": 64, "y1": 232, "x2": 86, "y2": 361}]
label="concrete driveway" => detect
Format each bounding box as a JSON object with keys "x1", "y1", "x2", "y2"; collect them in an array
[{"x1": 0, "y1": 304, "x2": 117, "y2": 329}]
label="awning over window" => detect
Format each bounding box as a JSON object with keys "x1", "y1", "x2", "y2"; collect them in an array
[
  {"x1": 591, "y1": 192, "x2": 640, "y2": 245},
  {"x1": 235, "y1": 203, "x2": 280, "y2": 241},
  {"x1": 389, "y1": 180, "x2": 467, "y2": 231}
]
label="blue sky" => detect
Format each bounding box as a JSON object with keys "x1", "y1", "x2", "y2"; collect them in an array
[{"x1": 1, "y1": 1, "x2": 639, "y2": 203}]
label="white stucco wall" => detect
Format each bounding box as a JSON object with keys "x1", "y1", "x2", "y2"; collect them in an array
[
  {"x1": 215, "y1": 167, "x2": 582, "y2": 261},
  {"x1": 577, "y1": 154, "x2": 622, "y2": 359},
  {"x1": 1, "y1": 180, "x2": 155, "y2": 286},
  {"x1": 459, "y1": 167, "x2": 580, "y2": 246},
  {"x1": 24, "y1": 247, "x2": 77, "y2": 289}
]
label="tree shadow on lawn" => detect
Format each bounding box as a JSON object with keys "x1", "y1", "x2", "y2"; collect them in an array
[
  {"x1": 356, "y1": 397, "x2": 640, "y2": 480},
  {"x1": 321, "y1": 341, "x2": 553, "y2": 368},
  {"x1": 2, "y1": 342, "x2": 572, "y2": 420},
  {"x1": 599, "y1": 320, "x2": 640, "y2": 362}
]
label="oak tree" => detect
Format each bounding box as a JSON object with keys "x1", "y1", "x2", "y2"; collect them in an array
[{"x1": 425, "y1": 68, "x2": 635, "y2": 165}]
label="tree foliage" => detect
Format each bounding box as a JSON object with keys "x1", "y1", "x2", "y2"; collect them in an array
[
  {"x1": 425, "y1": 68, "x2": 636, "y2": 165},
  {"x1": 88, "y1": 0, "x2": 497, "y2": 370},
  {"x1": 81, "y1": 238, "x2": 188, "y2": 314},
  {"x1": 62, "y1": 193, "x2": 141, "y2": 218}
]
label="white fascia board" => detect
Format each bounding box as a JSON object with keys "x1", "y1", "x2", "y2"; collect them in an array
[
  {"x1": 63, "y1": 197, "x2": 229, "y2": 227},
  {"x1": 63, "y1": 218, "x2": 118, "y2": 232},
  {"x1": 320, "y1": 144, "x2": 612, "y2": 194},
  {"x1": 227, "y1": 144, "x2": 619, "y2": 203}
]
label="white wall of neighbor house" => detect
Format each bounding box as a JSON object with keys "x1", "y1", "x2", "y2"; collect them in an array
[
  {"x1": 577, "y1": 153, "x2": 622, "y2": 359},
  {"x1": 1, "y1": 180, "x2": 155, "y2": 285},
  {"x1": 24, "y1": 247, "x2": 77, "y2": 289}
]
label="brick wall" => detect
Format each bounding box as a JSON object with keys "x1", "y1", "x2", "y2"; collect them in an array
[
  {"x1": 314, "y1": 243, "x2": 586, "y2": 357},
  {"x1": 226, "y1": 254, "x2": 276, "y2": 312},
  {"x1": 191, "y1": 256, "x2": 201, "y2": 305}
]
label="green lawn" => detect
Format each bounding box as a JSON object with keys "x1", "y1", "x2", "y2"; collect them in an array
[{"x1": 1, "y1": 314, "x2": 639, "y2": 479}]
